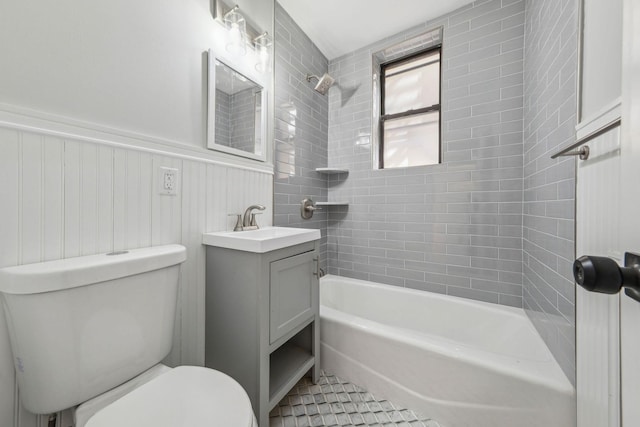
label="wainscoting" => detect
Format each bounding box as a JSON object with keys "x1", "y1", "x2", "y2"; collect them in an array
[{"x1": 0, "y1": 112, "x2": 273, "y2": 427}]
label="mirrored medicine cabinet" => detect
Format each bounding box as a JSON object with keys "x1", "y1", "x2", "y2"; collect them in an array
[{"x1": 207, "y1": 52, "x2": 267, "y2": 162}]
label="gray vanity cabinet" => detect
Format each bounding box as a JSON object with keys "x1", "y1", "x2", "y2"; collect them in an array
[
  {"x1": 270, "y1": 251, "x2": 316, "y2": 343},
  {"x1": 204, "y1": 240, "x2": 320, "y2": 427}
]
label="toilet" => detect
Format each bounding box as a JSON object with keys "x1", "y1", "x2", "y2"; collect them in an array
[{"x1": 0, "y1": 244, "x2": 257, "y2": 427}]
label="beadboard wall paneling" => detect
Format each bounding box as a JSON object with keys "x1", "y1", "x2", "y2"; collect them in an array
[
  {"x1": 0, "y1": 128, "x2": 19, "y2": 427},
  {"x1": 0, "y1": 123, "x2": 273, "y2": 427}
]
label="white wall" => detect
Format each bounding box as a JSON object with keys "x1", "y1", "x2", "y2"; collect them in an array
[
  {"x1": 0, "y1": 0, "x2": 272, "y2": 154},
  {"x1": 0, "y1": 0, "x2": 274, "y2": 425}
]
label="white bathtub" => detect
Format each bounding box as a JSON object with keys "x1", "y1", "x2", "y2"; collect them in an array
[{"x1": 320, "y1": 275, "x2": 575, "y2": 427}]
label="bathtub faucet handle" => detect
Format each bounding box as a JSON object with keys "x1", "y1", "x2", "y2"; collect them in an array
[{"x1": 301, "y1": 198, "x2": 321, "y2": 220}]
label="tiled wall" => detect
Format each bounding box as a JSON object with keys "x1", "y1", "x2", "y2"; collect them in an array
[
  {"x1": 230, "y1": 88, "x2": 259, "y2": 153},
  {"x1": 273, "y1": 2, "x2": 329, "y2": 269},
  {"x1": 326, "y1": 0, "x2": 526, "y2": 307},
  {"x1": 273, "y1": 0, "x2": 576, "y2": 383},
  {"x1": 522, "y1": 0, "x2": 577, "y2": 384},
  {"x1": 215, "y1": 88, "x2": 258, "y2": 154},
  {"x1": 215, "y1": 89, "x2": 232, "y2": 146}
]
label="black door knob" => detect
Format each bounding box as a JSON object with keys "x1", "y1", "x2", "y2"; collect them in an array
[
  {"x1": 573, "y1": 253, "x2": 640, "y2": 302},
  {"x1": 573, "y1": 256, "x2": 624, "y2": 293}
]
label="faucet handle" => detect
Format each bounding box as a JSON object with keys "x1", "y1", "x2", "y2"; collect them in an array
[
  {"x1": 228, "y1": 214, "x2": 243, "y2": 231},
  {"x1": 249, "y1": 212, "x2": 263, "y2": 227}
]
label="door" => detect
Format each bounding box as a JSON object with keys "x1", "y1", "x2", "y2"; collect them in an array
[
  {"x1": 576, "y1": 127, "x2": 621, "y2": 427},
  {"x1": 576, "y1": 0, "x2": 639, "y2": 425},
  {"x1": 619, "y1": 0, "x2": 640, "y2": 424}
]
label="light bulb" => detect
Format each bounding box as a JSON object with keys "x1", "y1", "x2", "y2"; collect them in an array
[
  {"x1": 256, "y1": 45, "x2": 269, "y2": 72},
  {"x1": 253, "y1": 32, "x2": 272, "y2": 73},
  {"x1": 224, "y1": 7, "x2": 246, "y2": 56}
]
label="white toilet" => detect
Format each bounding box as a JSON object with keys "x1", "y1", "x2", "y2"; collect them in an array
[{"x1": 0, "y1": 244, "x2": 257, "y2": 427}]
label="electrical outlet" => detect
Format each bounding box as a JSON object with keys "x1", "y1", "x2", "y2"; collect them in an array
[{"x1": 158, "y1": 167, "x2": 179, "y2": 196}]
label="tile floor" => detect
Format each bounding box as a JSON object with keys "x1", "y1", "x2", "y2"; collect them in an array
[{"x1": 269, "y1": 372, "x2": 441, "y2": 427}]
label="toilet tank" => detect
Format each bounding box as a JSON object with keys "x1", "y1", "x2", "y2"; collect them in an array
[{"x1": 0, "y1": 245, "x2": 186, "y2": 414}]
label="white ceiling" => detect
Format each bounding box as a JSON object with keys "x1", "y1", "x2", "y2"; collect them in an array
[{"x1": 277, "y1": 0, "x2": 474, "y2": 60}]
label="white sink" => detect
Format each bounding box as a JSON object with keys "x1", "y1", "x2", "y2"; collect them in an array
[{"x1": 202, "y1": 227, "x2": 320, "y2": 253}]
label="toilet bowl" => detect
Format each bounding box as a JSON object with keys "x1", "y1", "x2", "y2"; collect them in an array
[
  {"x1": 79, "y1": 365, "x2": 257, "y2": 427},
  {"x1": 0, "y1": 245, "x2": 256, "y2": 426}
]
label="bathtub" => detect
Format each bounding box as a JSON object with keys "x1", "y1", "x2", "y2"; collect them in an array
[{"x1": 319, "y1": 275, "x2": 575, "y2": 427}]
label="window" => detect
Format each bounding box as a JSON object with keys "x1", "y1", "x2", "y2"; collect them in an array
[{"x1": 377, "y1": 46, "x2": 441, "y2": 169}]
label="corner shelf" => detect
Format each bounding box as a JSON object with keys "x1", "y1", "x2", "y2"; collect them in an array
[
  {"x1": 315, "y1": 168, "x2": 349, "y2": 175},
  {"x1": 314, "y1": 169, "x2": 349, "y2": 208},
  {"x1": 316, "y1": 201, "x2": 349, "y2": 207}
]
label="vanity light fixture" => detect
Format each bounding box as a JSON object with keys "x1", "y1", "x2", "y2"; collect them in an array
[
  {"x1": 223, "y1": 5, "x2": 247, "y2": 56},
  {"x1": 254, "y1": 32, "x2": 272, "y2": 73}
]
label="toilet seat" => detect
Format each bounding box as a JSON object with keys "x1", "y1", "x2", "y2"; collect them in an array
[{"x1": 84, "y1": 366, "x2": 256, "y2": 427}]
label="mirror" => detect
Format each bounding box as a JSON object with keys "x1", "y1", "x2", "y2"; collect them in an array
[{"x1": 208, "y1": 52, "x2": 267, "y2": 161}]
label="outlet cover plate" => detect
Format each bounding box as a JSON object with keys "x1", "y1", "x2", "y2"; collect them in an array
[{"x1": 158, "y1": 167, "x2": 179, "y2": 196}]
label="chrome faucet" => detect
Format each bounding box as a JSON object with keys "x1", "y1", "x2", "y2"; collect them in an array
[{"x1": 241, "y1": 204, "x2": 266, "y2": 230}]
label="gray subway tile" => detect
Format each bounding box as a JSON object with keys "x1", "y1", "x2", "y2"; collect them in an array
[
  {"x1": 277, "y1": 0, "x2": 587, "y2": 331},
  {"x1": 447, "y1": 286, "x2": 500, "y2": 304}
]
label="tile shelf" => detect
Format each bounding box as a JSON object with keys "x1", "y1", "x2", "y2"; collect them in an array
[
  {"x1": 316, "y1": 201, "x2": 349, "y2": 206},
  {"x1": 315, "y1": 169, "x2": 349, "y2": 207},
  {"x1": 314, "y1": 168, "x2": 349, "y2": 175}
]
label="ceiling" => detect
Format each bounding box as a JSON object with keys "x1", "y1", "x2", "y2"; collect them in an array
[{"x1": 277, "y1": 0, "x2": 474, "y2": 60}]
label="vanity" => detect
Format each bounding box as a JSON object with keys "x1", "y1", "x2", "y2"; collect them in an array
[{"x1": 202, "y1": 227, "x2": 321, "y2": 427}]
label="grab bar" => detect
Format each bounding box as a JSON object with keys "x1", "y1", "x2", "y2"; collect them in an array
[{"x1": 550, "y1": 117, "x2": 621, "y2": 160}]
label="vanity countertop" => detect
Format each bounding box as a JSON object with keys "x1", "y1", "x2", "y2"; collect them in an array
[{"x1": 202, "y1": 227, "x2": 320, "y2": 253}]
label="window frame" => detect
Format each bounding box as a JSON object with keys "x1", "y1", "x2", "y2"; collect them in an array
[{"x1": 378, "y1": 44, "x2": 443, "y2": 169}]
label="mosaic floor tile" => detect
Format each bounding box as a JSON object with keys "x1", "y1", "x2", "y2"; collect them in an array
[{"x1": 269, "y1": 372, "x2": 441, "y2": 427}]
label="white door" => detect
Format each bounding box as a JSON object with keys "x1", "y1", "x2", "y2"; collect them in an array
[
  {"x1": 576, "y1": 1, "x2": 639, "y2": 426},
  {"x1": 576, "y1": 127, "x2": 621, "y2": 427},
  {"x1": 619, "y1": 0, "x2": 640, "y2": 424}
]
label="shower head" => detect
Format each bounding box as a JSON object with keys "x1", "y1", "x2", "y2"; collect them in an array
[{"x1": 306, "y1": 73, "x2": 335, "y2": 95}]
